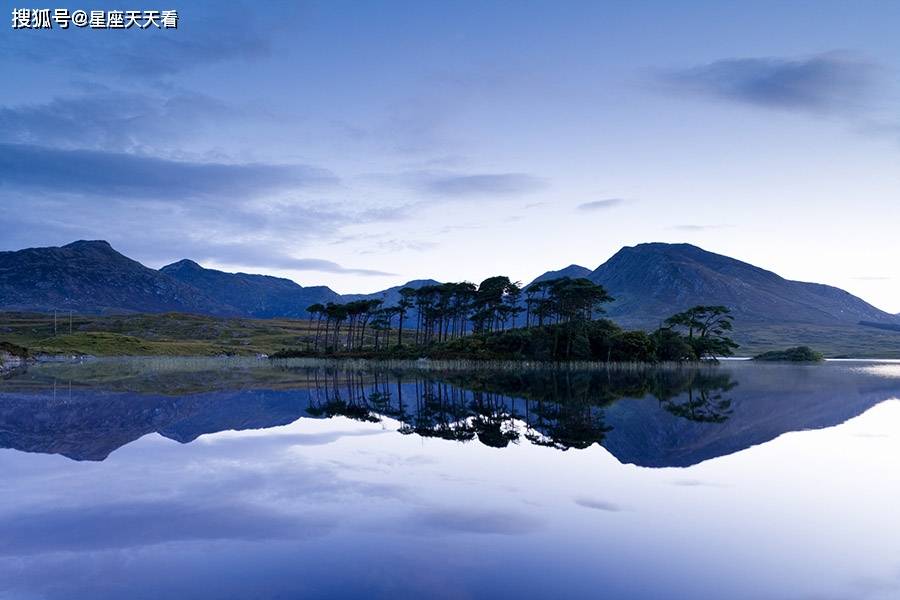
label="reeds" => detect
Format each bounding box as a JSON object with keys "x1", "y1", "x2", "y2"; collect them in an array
[{"x1": 30, "y1": 354, "x2": 726, "y2": 376}]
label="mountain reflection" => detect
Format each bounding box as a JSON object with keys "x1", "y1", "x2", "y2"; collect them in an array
[{"x1": 0, "y1": 359, "x2": 898, "y2": 466}]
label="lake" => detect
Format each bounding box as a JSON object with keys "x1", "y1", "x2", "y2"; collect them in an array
[{"x1": 1, "y1": 358, "x2": 899, "y2": 599}]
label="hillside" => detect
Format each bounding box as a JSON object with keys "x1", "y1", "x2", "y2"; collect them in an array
[
  {"x1": 588, "y1": 243, "x2": 897, "y2": 328},
  {"x1": 160, "y1": 259, "x2": 339, "y2": 318},
  {"x1": 0, "y1": 241, "x2": 232, "y2": 316}
]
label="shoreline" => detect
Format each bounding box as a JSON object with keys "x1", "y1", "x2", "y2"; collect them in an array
[{"x1": 8, "y1": 354, "x2": 900, "y2": 373}]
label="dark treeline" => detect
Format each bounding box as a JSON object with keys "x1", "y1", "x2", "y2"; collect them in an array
[
  {"x1": 289, "y1": 276, "x2": 738, "y2": 362},
  {"x1": 297, "y1": 366, "x2": 738, "y2": 450}
]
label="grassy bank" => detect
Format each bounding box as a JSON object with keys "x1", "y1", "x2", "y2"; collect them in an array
[
  {"x1": 0, "y1": 312, "x2": 317, "y2": 356},
  {"x1": 734, "y1": 323, "x2": 900, "y2": 359},
  {"x1": 3, "y1": 311, "x2": 898, "y2": 359}
]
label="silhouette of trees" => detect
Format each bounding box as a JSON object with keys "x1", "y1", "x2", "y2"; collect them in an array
[
  {"x1": 300, "y1": 276, "x2": 615, "y2": 354},
  {"x1": 292, "y1": 279, "x2": 739, "y2": 365},
  {"x1": 306, "y1": 303, "x2": 325, "y2": 352},
  {"x1": 522, "y1": 277, "x2": 612, "y2": 327},
  {"x1": 662, "y1": 305, "x2": 738, "y2": 360},
  {"x1": 369, "y1": 311, "x2": 390, "y2": 350},
  {"x1": 657, "y1": 370, "x2": 737, "y2": 423},
  {"x1": 324, "y1": 302, "x2": 347, "y2": 351},
  {"x1": 397, "y1": 287, "x2": 416, "y2": 347},
  {"x1": 300, "y1": 364, "x2": 737, "y2": 453}
]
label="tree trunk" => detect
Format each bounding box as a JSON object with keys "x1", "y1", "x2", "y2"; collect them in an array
[{"x1": 314, "y1": 315, "x2": 321, "y2": 352}]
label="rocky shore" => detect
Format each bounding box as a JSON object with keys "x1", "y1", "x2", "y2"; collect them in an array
[{"x1": 0, "y1": 342, "x2": 30, "y2": 376}]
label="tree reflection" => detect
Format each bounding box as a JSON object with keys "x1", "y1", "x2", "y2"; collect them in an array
[
  {"x1": 305, "y1": 369, "x2": 380, "y2": 423},
  {"x1": 300, "y1": 365, "x2": 737, "y2": 451},
  {"x1": 401, "y1": 381, "x2": 476, "y2": 442},
  {"x1": 654, "y1": 371, "x2": 737, "y2": 423}
]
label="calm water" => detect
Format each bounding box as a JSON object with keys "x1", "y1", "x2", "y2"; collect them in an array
[{"x1": 1, "y1": 358, "x2": 900, "y2": 600}]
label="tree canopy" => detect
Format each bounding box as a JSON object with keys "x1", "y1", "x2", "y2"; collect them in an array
[{"x1": 288, "y1": 281, "x2": 739, "y2": 364}]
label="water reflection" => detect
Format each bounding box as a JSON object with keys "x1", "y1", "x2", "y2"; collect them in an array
[
  {"x1": 2, "y1": 359, "x2": 900, "y2": 600},
  {"x1": 1, "y1": 359, "x2": 898, "y2": 467},
  {"x1": 659, "y1": 372, "x2": 736, "y2": 423}
]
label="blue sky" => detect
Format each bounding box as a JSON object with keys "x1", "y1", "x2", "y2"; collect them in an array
[{"x1": 2, "y1": 1, "x2": 899, "y2": 311}]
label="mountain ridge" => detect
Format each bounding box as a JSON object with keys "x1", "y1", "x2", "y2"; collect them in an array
[
  {"x1": 160, "y1": 258, "x2": 340, "y2": 319},
  {"x1": 0, "y1": 240, "x2": 233, "y2": 315},
  {"x1": 1, "y1": 241, "x2": 896, "y2": 335},
  {"x1": 586, "y1": 243, "x2": 896, "y2": 327},
  {"x1": 530, "y1": 264, "x2": 592, "y2": 283}
]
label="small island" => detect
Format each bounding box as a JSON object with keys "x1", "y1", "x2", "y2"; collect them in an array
[
  {"x1": 273, "y1": 277, "x2": 741, "y2": 363},
  {"x1": 753, "y1": 346, "x2": 824, "y2": 362}
]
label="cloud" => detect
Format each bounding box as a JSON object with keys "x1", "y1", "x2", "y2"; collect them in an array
[
  {"x1": 411, "y1": 507, "x2": 543, "y2": 535},
  {"x1": 851, "y1": 276, "x2": 892, "y2": 281},
  {"x1": 0, "y1": 143, "x2": 337, "y2": 200},
  {"x1": 340, "y1": 235, "x2": 438, "y2": 255},
  {"x1": 0, "y1": 500, "x2": 334, "y2": 556},
  {"x1": 668, "y1": 224, "x2": 733, "y2": 231},
  {"x1": 365, "y1": 239, "x2": 438, "y2": 254},
  {"x1": 328, "y1": 93, "x2": 462, "y2": 156},
  {"x1": 157, "y1": 242, "x2": 397, "y2": 277},
  {"x1": 574, "y1": 498, "x2": 625, "y2": 512},
  {"x1": 357, "y1": 170, "x2": 547, "y2": 206},
  {"x1": 0, "y1": 89, "x2": 424, "y2": 278},
  {"x1": 845, "y1": 568, "x2": 900, "y2": 599},
  {"x1": 436, "y1": 223, "x2": 485, "y2": 234},
  {"x1": 263, "y1": 257, "x2": 396, "y2": 276},
  {"x1": 0, "y1": 89, "x2": 235, "y2": 152},
  {"x1": 424, "y1": 173, "x2": 545, "y2": 197},
  {"x1": 0, "y1": 181, "x2": 397, "y2": 278},
  {"x1": 188, "y1": 428, "x2": 389, "y2": 448},
  {"x1": 329, "y1": 68, "x2": 526, "y2": 156},
  {"x1": 670, "y1": 479, "x2": 725, "y2": 488},
  {"x1": 660, "y1": 52, "x2": 878, "y2": 114},
  {"x1": 577, "y1": 198, "x2": 626, "y2": 211}
]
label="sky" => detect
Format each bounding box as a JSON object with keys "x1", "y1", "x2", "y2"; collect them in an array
[{"x1": 1, "y1": 0, "x2": 899, "y2": 312}]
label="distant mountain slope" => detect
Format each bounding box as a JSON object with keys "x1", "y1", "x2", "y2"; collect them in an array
[
  {"x1": 161, "y1": 259, "x2": 339, "y2": 318},
  {"x1": 342, "y1": 279, "x2": 441, "y2": 307},
  {"x1": 588, "y1": 243, "x2": 896, "y2": 327},
  {"x1": 529, "y1": 264, "x2": 592, "y2": 284},
  {"x1": 0, "y1": 241, "x2": 232, "y2": 315}
]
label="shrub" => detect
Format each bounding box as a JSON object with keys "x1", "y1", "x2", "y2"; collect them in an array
[{"x1": 753, "y1": 346, "x2": 824, "y2": 362}]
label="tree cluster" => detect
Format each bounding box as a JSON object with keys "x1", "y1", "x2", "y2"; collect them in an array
[
  {"x1": 305, "y1": 299, "x2": 386, "y2": 352},
  {"x1": 305, "y1": 275, "x2": 613, "y2": 353},
  {"x1": 294, "y1": 278, "x2": 739, "y2": 363}
]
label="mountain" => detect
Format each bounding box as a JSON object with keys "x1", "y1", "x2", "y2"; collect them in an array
[
  {"x1": 2, "y1": 240, "x2": 896, "y2": 347},
  {"x1": 160, "y1": 259, "x2": 339, "y2": 318},
  {"x1": 530, "y1": 264, "x2": 592, "y2": 284},
  {"x1": 587, "y1": 243, "x2": 897, "y2": 328},
  {"x1": 342, "y1": 279, "x2": 440, "y2": 307},
  {"x1": 0, "y1": 241, "x2": 232, "y2": 315},
  {"x1": 0, "y1": 240, "x2": 438, "y2": 319}
]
